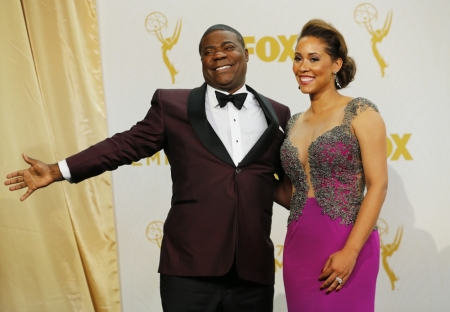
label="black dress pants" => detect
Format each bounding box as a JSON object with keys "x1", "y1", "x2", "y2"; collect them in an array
[{"x1": 160, "y1": 265, "x2": 274, "y2": 312}]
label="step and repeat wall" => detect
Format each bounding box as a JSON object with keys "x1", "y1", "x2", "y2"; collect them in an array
[{"x1": 96, "y1": 0, "x2": 450, "y2": 311}]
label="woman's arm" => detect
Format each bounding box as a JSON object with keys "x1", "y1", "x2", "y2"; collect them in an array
[{"x1": 319, "y1": 109, "x2": 388, "y2": 292}]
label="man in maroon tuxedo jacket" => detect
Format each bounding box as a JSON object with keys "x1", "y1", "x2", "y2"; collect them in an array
[{"x1": 6, "y1": 24, "x2": 290, "y2": 311}]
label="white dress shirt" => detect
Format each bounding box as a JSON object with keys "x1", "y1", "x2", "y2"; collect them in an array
[
  {"x1": 59, "y1": 84, "x2": 268, "y2": 182},
  {"x1": 205, "y1": 84, "x2": 267, "y2": 166}
]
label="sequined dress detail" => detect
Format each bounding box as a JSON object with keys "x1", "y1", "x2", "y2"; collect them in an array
[
  {"x1": 281, "y1": 98, "x2": 381, "y2": 312},
  {"x1": 281, "y1": 97, "x2": 378, "y2": 226}
]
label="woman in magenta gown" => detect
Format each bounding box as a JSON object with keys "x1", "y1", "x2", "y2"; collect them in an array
[{"x1": 275, "y1": 19, "x2": 388, "y2": 312}]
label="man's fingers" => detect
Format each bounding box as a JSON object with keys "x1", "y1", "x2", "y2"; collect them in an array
[
  {"x1": 9, "y1": 182, "x2": 27, "y2": 191},
  {"x1": 6, "y1": 177, "x2": 24, "y2": 185},
  {"x1": 5, "y1": 175, "x2": 24, "y2": 186},
  {"x1": 22, "y1": 153, "x2": 29, "y2": 162},
  {"x1": 22, "y1": 153, "x2": 35, "y2": 166},
  {"x1": 20, "y1": 189, "x2": 33, "y2": 201},
  {"x1": 6, "y1": 170, "x2": 24, "y2": 180}
]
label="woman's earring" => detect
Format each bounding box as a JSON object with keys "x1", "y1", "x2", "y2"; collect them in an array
[{"x1": 334, "y1": 71, "x2": 342, "y2": 89}]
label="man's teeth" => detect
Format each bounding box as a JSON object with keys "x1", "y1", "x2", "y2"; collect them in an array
[{"x1": 216, "y1": 65, "x2": 231, "y2": 70}]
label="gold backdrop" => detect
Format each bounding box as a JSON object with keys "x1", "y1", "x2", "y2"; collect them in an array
[{"x1": 0, "y1": 1, "x2": 120, "y2": 311}]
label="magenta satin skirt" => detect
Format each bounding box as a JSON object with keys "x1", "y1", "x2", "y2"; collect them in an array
[{"x1": 283, "y1": 198, "x2": 380, "y2": 312}]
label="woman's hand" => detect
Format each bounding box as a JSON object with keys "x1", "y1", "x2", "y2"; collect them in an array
[{"x1": 318, "y1": 247, "x2": 359, "y2": 293}]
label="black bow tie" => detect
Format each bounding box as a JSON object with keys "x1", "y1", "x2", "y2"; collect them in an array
[{"x1": 215, "y1": 91, "x2": 248, "y2": 110}]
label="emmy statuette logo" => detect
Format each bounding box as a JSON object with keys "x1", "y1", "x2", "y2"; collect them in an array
[
  {"x1": 275, "y1": 244, "x2": 284, "y2": 272},
  {"x1": 355, "y1": 3, "x2": 393, "y2": 77},
  {"x1": 378, "y1": 218, "x2": 403, "y2": 290},
  {"x1": 146, "y1": 220, "x2": 164, "y2": 248},
  {"x1": 145, "y1": 12, "x2": 182, "y2": 84}
]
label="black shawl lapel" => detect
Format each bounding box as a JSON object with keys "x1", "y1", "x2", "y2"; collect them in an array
[
  {"x1": 238, "y1": 85, "x2": 280, "y2": 167},
  {"x1": 187, "y1": 83, "x2": 235, "y2": 166},
  {"x1": 187, "y1": 83, "x2": 280, "y2": 168}
]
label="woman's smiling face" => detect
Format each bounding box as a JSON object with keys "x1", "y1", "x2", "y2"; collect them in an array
[{"x1": 293, "y1": 36, "x2": 341, "y2": 96}]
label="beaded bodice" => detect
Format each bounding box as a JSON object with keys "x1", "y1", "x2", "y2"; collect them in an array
[{"x1": 280, "y1": 98, "x2": 379, "y2": 226}]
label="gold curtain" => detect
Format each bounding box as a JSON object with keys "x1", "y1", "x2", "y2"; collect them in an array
[{"x1": 0, "y1": 1, "x2": 120, "y2": 311}]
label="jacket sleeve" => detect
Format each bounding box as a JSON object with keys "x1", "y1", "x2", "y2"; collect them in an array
[{"x1": 66, "y1": 90, "x2": 167, "y2": 183}]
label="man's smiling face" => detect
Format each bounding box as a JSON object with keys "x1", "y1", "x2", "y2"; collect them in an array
[{"x1": 200, "y1": 30, "x2": 248, "y2": 94}]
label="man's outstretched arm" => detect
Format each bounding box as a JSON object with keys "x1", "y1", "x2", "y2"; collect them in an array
[{"x1": 4, "y1": 153, "x2": 64, "y2": 201}]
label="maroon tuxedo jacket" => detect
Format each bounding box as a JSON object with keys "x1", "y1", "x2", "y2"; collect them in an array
[{"x1": 66, "y1": 83, "x2": 290, "y2": 285}]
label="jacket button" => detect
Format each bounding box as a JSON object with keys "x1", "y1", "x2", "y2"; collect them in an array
[{"x1": 236, "y1": 168, "x2": 241, "y2": 173}]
